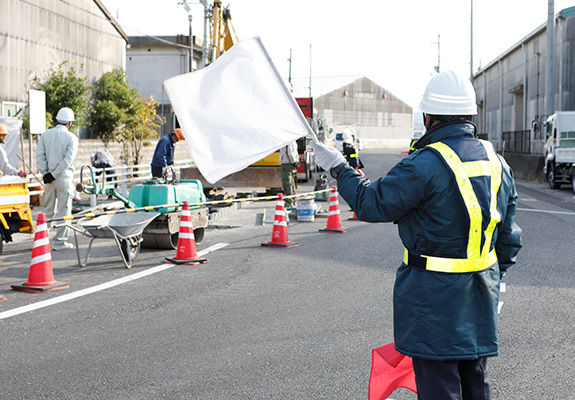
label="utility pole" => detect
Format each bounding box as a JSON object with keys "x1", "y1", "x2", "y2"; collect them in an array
[
  {"x1": 545, "y1": 0, "x2": 555, "y2": 116},
  {"x1": 200, "y1": 0, "x2": 210, "y2": 67},
  {"x1": 180, "y1": 1, "x2": 193, "y2": 72},
  {"x1": 470, "y1": 0, "x2": 474, "y2": 79},
  {"x1": 288, "y1": 49, "x2": 293, "y2": 93},
  {"x1": 309, "y1": 44, "x2": 312, "y2": 98},
  {"x1": 188, "y1": 14, "x2": 193, "y2": 72},
  {"x1": 433, "y1": 35, "x2": 440, "y2": 73}
]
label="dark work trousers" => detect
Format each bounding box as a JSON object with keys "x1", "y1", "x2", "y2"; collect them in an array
[
  {"x1": 151, "y1": 164, "x2": 165, "y2": 178},
  {"x1": 412, "y1": 357, "x2": 490, "y2": 400}
]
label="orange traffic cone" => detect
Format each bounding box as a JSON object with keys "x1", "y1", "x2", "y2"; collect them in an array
[
  {"x1": 262, "y1": 193, "x2": 299, "y2": 248},
  {"x1": 320, "y1": 186, "x2": 348, "y2": 233},
  {"x1": 165, "y1": 201, "x2": 208, "y2": 265},
  {"x1": 0, "y1": 296, "x2": 6, "y2": 302},
  {"x1": 11, "y1": 213, "x2": 69, "y2": 293}
]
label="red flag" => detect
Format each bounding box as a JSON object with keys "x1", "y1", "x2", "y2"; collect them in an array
[{"x1": 368, "y1": 342, "x2": 417, "y2": 400}]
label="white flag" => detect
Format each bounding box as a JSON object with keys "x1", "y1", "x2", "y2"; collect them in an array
[{"x1": 163, "y1": 37, "x2": 313, "y2": 184}]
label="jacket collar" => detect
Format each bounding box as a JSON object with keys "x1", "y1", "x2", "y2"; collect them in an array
[{"x1": 413, "y1": 121, "x2": 477, "y2": 151}]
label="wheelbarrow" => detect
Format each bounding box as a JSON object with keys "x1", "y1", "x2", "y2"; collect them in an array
[{"x1": 69, "y1": 212, "x2": 160, "y2": 268}]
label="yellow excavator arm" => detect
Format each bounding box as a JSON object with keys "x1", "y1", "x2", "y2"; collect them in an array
[{"x1": 210, "y1": 1, "x2": 238, "y2": 61}]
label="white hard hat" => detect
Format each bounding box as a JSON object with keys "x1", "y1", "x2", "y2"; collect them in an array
[
  {"x1": 342, "y1": 131, "x2": 353, "y2": 144},
  {"x1": 343, "y1": 127, "x2": 356, "y2": 143},
  {"x1": 56, "y1": 107, "x2": 75, "y2": 123},
  {"x1": 419, "y1": 70, "x2": 477, "y2": 115}
]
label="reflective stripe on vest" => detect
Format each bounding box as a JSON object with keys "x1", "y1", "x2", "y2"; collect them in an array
[
  {"x1": 345, "y1": 149, "x2": 359, "y2": 158},
  {"x1": 403, "y1": 248, "x2": 498, "y2": 273},
  {"x1": 403, "y1": 139, "x2": 503, "y2": 273}
]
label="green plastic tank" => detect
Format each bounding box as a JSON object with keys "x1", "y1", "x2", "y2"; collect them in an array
[
  {"x1": 128, "y1": 179, "x2": 210, "y2": 249},
  {"x1": 128, "y1": 179, "x2": 206, "y2": 212}
]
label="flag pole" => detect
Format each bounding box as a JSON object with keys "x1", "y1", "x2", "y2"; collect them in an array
[{"x1": 254, "y1": 37, "x2": 320, "y2": 143}]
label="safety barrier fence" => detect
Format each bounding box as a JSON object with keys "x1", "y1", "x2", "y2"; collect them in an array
[
  {"x1": 45, "y1": 188, "x2": 332, "y2": 223},
  {"x1": 26, "y1": 159, "x2": 198, "y2": 198}
]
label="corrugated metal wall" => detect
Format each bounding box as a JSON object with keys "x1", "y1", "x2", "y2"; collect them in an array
[
  {"x1": 0, "y1": 0, "x2": 126, "y2": 104},
  {"x1": 473, "y1": 10, "x2": 575, "y2": 154}
]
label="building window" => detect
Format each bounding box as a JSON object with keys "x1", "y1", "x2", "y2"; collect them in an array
[
  {"x1": 2, "y1": 101, "x2": 26, "y2": 118},
  {"x1": 355, "y1": 92, "x2": 374, "y2": 99}
]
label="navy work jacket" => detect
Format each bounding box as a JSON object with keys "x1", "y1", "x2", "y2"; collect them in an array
[
  {"x1": 151, "y1": 134, "x2": 175, "y2": 169},
  {"x1": 336, "y1": 121, "x2": 522, "y2": 360}
]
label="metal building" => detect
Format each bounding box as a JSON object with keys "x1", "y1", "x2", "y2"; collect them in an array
[
  {"x1": 314, "y1": 77, "x2": 413, "y2": 149},
  {"x1": 126, "y1": 35, "x2": 202, "y2": 136},
  {"x1": 0, "y1": 0, "x2": 127, "y2": 118},
  {"x1": 473, "y1": 6, "x2": 575, "y2": 155}
]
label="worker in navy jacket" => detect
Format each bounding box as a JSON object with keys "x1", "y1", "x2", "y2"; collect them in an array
[
  {"x1": 151, "y1": 128, "x2": 184, "y2": 178},
  {"x1": 311, "y1": 70, "x2": 522, "y2": 399}
]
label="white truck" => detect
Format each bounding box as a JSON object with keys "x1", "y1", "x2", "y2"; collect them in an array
[{"x1": 543, "y1": 111, "x2": 575, "y2": 192}]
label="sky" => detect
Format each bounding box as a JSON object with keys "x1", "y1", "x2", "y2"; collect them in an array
[{"x1": 100, "y1": 0, "x2": 575, "y2": 110}]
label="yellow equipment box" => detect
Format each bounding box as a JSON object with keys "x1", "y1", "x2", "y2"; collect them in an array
[{"x1": 0, "y1": 176, "x2": 34, "y2": 254}]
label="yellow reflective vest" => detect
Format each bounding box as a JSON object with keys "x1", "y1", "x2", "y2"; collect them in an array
[{"x1": 403, "y1": 139, "x2": 503, "y2": 273}]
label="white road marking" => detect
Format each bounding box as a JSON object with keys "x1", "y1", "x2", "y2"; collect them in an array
[
  {"x1": 517, "y1": 207, "x2": 575, "y2": 216},
  {"x1": 0, "y1": 243, "x2": 229, "y2": 321}
]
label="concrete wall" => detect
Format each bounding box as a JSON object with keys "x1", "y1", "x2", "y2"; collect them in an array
[{"x1": 503, "y1": 153, "x2": 546, "y2": 183}]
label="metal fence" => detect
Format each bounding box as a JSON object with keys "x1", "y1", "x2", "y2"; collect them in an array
[
  {"x1": 27, "y1": 158, "x2": 198, "y2": 207},
  {"x1": 502, "y1": 130, "x2": 531, "y2": 154}
]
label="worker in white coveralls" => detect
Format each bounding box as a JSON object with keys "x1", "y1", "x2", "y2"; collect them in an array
[
  {"x1": 279, "y1": 141, "x2": 300, "y2": 209},
  {"x1": 36, "y1": 107, "x2": 79, "y2": 251},
  {"x1": 0, "y1": 124, "x2": 26, "y2": 177}
]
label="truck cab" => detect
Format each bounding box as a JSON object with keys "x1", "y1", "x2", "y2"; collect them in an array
[{"x1": 543, "y1": 111, "x2": 575, "y2": 191}]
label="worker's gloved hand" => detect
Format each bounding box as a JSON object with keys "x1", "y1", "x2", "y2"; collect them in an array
[
  {"x1": 17, "y1": 170, "x2": 26, "y2": 178},
  {"x1": 310, "y1": 141, "x2": 346, "y2": 171},
  {"x1": 294, "y1": 162, "x2": 301, "y2": 168},
  {"x1": 43, "y1": 172, "x2": 55, "y2": 184}
]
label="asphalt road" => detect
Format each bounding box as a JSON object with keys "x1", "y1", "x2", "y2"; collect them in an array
[{"x1": 1, "y1": 149, "x2": 574, "y2": 399}]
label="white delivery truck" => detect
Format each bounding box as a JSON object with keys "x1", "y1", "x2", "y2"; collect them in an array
[{"x1": 543, "y1": 111, "x2": 575, "y2": 192}]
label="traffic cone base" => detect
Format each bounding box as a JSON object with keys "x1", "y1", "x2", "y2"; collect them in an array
[
  {"x1": 165, "y1": 256, "x2": 208, "y2": 265},
  {"x1": 320, "y1": 186, "x2": 347, "y2": 233},
  {"x1": 165, "y1": 201, "x2": 209, "y2": 265},
  {"x1": 348, "y1": 211, "x2": 359, "y2": 221},
  {"x1": 261, "y1": 241, "x2": 299, "y2": 248},
  {"x1": 12, "y1": 212, "x2": 69, "y2": 294},
  {"x1": 319, "y1": 227, "x2": 348, "y2": 233},
  {"x1": 11, "y1": 282, "x2": 69, "y2": 293},
  {"x1": 261, "y1": 193, "x2": 298, "y2": 249}
]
